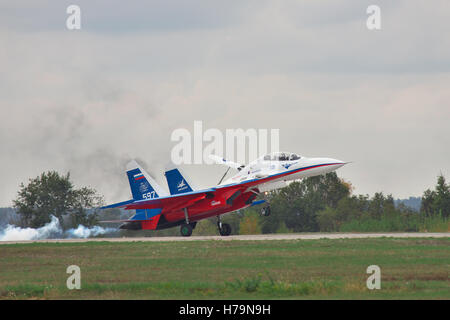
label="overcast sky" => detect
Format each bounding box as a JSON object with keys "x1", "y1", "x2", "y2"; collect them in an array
[{"x1": 0, "y1": 1, "x2": 449, "y2": 206}]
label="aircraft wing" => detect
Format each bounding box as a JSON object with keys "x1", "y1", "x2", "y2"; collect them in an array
[
  {"x1": 101, "y1": 168, "x2": 293, "y2": 215},
  {"x1": 122, "y1": 189, "x2": 216, "y2": 212},
  {"x1": 119, "y1": 184, "x2": 252, "y2": 213}
]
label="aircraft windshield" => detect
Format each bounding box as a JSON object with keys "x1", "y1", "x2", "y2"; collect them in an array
[{"x1": 263, "y1": 152, "x2": 301, "y2": 161}]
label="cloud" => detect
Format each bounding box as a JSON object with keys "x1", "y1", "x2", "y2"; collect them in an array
[
  {"x1": 0, "y1": 0, "x2": 251, "y2": 33},
  {"x1": 0, "y1": 1, "x2": 449, "y2": 206}
]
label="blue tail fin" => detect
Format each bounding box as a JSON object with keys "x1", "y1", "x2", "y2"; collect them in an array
[
  {"x1": 126, "y1": 160, "x2": 168, "y2": 222},
  {"x1": 126, "y1": 160, "x2": 168, "y2": 200},
  {"x1": 100, "y1": 160, "x2": 167, "y2": 223},
  {"x1": 164, "y1": 164, "x2": 195, "y2": 195}
]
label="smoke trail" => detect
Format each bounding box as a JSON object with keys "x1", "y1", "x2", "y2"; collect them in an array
[
  {"x1": 66, "y1": 225, "x2": 116, "y2": 238},
  {"x1": 0, "y1": 216, "x2": 117, "y2": 241}
]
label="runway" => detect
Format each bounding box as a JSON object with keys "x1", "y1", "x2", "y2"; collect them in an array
[{"x1": 0, "y1": 232, "x2": 448, "y2": 244}]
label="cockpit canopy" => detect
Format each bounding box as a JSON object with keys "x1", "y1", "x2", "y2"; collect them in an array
[{"x1": 262, "y1": 152, "x2": 301, "y2": 161}]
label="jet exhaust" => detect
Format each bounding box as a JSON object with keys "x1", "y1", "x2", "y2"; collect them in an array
[{"x1": 0, "y1": 216, "x2": 117, "y2": 241}]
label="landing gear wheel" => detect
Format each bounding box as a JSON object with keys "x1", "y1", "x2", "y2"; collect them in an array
[
  {"x1": 180, "y1": 224, "x2": 193, "y2": 237},
  {"x1": 261, "y1": 206, "x2": 271, "y2": 217},
  {"x1": 218, "y1": 223, "x2": 232, "y2": 236}
]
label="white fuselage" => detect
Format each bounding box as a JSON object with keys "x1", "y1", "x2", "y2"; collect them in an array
[{"x1": 221, "y1": 155, "x2": 346, "y2": 192}]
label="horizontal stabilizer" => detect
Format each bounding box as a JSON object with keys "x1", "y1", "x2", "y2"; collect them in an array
[
  {"x1": 100, "y1": 199, "x2": 135, "y2": 209},
  {"x1": 99, "y1": 219, "x2": 142, "y2": 223}
]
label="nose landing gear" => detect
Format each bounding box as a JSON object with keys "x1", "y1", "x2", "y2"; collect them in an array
[
  {"x1": 260, "y1": 205, "x2": 271, "y2": 217},
  {"x1": 249, "y1": 189, "x2": 271, "y2": 217}
]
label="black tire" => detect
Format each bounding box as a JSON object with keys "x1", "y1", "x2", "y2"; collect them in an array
[
  {"x1": 180, "y1": 224, "x2": 193, "y2": 237},
  {"x1": 219, "y1": 223, "x2": 232, "y2": 236},
  {"x1": 261, "y1": 206, "x2": 271, "y2": 217}
]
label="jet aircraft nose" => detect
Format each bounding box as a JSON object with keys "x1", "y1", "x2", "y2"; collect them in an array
[
  {"x1": 327, "y1": 158, "x2": 348, "y2": 171},
  {"x1": 310, "y1": 157, "x2": 348, "y2": 173},
  {"x1": 328, "y1": 158, "x2": 347, "y2": 169}
]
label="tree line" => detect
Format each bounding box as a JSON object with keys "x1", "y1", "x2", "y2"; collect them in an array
[
  {"x1": 234, "y1": 172, "x2": 449, "y2": 234},
  {"x1": 149, "y1": 172, "x2": 449, "y2": 236},
  {"x1": 6, "y1": 170, "x2": 450, "y2": 235}
]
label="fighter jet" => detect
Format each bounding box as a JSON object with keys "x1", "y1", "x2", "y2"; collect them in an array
[{"x1": 101, "y1": 152, "x2": 347, "y2": 236}]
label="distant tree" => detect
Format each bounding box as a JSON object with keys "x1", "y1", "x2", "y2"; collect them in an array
[
  {"x1": 70, "y1": 187, "x2": 104, "y2": 227},
  {"x1": 368, "y1": 192, "x2": 385, "y2": 219},
  {"x1": 267, "y1": 172, "x2": 351, "y2": 232},
  {"x1": 315, "y1": 172, "x2": 351, "y2": 209},
  {"x1": 317, "y1": 194, "x2": 370, "y2": 231},
  {"x1": 275, "y1": 221, "x2": 292, "y2": 233},
  {"x1": 223, "y1": 211, "x2": 244, "y2": 235},
  {"x1": 421, "y1": 174, "x2": 450, "y2": 217},
  {"x1": 239, "y1": 211, "x2": 262, "y2": 235},
  {"x1": 421, "y1": 189, "x2": 435, "y2": 216},
  {"x1": 316, "y1": 206, "x2": 338, "y2": 232},
  {"x1": 13, "y1": 171, "x2": 104, "y2": 228},
  {"x1": 433, "y1": 175, "x2": 450, "y2": 217},
  {"x1": 192, "y1": 218, "x2": 218, "y2": 235}
]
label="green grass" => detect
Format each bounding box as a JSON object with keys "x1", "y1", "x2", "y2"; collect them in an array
[{"x1": 0, "y1": 238, "x2": 449, "y2": 299}]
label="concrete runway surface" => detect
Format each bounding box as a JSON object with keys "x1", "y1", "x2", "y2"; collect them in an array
[{"x1": 0, "y1": 232, "x2": 448, "y2": 245}]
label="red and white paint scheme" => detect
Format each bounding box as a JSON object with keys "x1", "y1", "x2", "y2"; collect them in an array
[{"x1": 101, "y1": 152, "x2": 347, "y2": 237}]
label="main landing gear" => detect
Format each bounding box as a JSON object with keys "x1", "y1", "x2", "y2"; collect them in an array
[
  {"x1": 217, "y1": 216, "x2": 232, "y2": 236},
  {"x1": 180, "y1": 223, "x2": 196, "y2": 237},
  {"x1": 180, "y1": 207, "x2": 197, "y2": 237},
  {"x1": 180, "y1": 224, "x2": 192, "y2": 237}
]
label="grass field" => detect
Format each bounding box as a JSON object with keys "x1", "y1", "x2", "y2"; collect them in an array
[{"x1": 0, "y1": 238, "x2": 449, "y2": 299}]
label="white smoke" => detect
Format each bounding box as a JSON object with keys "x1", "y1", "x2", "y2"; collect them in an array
[
  {"x1": 0, "y1": 215, "x2": 117, "y2": 241},
  {"x1": 66, "y1": 225, "x2": 114, "y2": 238}
]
